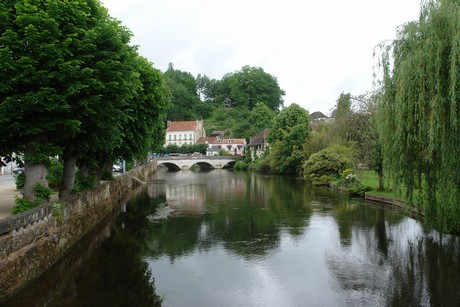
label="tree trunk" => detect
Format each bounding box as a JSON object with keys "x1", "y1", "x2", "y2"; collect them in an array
[
  {"x1": 24, "y1": 144, "x2": 49, "y2": 202},
  {"x1": 95, "y1": 157, "x2": 107, "y2": 186},
  {"x1": 59, "y1": 149, "x2": 77, "y2": 200},
  {"x1": 378, "y1": 171, "x2": 385, "y2": 192},
  {"x1": 79, "y1": 161, "x2": 90, "y2": 178}
]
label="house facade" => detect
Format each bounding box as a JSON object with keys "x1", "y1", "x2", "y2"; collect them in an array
[
  {"x1": 196, "y1": 136, "x2": 246, "y2": 156},
  {"x1": 248, "y1": 128, "x2": 270, "y2": 160},
  {"x1": 165, "y1": 120, "x2": 206, "y2": 147}
]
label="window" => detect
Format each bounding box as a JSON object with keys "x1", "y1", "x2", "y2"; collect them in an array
[
  {"x1": 174, "y1": 135, "x2": 176, "y2": 141},
  {"x1": 189, "y1": 134, "x2": 192, "y2": 140},
  {"x1": 168, "y1": 135, "x2": 171, "y2": 141}
]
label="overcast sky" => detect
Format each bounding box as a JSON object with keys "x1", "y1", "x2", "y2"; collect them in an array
[{"x1": 102, "y1": 0, "x2": 421, "y2": 115}]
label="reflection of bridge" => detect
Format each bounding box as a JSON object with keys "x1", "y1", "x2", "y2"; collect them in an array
[{"x1": 156, "y1": 156, "x2": 238, "y2": 170}]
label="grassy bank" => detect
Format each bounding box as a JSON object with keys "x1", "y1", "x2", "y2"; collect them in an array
[{"x1": 354, "y1": 169, "x2": 409, "y2": 201}]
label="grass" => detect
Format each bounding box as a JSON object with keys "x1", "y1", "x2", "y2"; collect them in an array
[{"x1": 354, "y1": 169, "x2": 409, "y2": 201}]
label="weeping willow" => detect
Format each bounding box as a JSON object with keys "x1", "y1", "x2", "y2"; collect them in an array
[{"x1": 379, "y1": 0, "x2": 460, "y2": 233}]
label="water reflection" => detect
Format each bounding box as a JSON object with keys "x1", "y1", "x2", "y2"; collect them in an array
[
  {"x1": 2, "y1": 190, "x2": 162, "y2": 307},
  {"x1": 143, "y1": 170, "x2": 460, "y2": 307},
  {"x1": 4, "y1": 170, "x2": 460, "y2": 306}
]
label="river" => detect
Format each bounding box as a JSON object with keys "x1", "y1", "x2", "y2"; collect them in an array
[{"x1": 4, "y1": 168, "x2": 460, "y2": 306}]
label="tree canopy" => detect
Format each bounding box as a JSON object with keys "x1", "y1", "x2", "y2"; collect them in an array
[
  {"x1": 215, "y1": 66, "x2": 285, "y2": 111},
  {"x1": 267, "y1": 104, "x2": 311, "y2": 174},
  {"x1": 0, "y1": 0, "x2": 169, "y2": 202},
  {"x1": 379, "y1": 0, "x2": 460, "y2": 233}
]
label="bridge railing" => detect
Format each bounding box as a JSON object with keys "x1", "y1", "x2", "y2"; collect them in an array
[{"x1": 157, "y1": 155, "x2": 238, "y2": 160}]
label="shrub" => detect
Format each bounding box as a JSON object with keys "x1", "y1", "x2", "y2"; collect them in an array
[
  {"x1": 346, "y1": 185, "x2": 372, "y2": 197},
  {"x1": 15, "y1": 172, "x2": 25, "y2": 190},
  {"x1": 249, "y1": 157, "x2": 271, "y2": 173},
  {"x1": 303, "y1": 145, "x2": 354, "y2": 185},
  {"x1": 34, "y1": 183, "x2": 52, "y2": 201},
  {"x1": 234, "y1": 161, "x2": 249, "y2": 171},
  {"x1": 73, "y1": 172, "x2": 95, "y2": 194},
  {"x1": 47, "y1": 158, "x2": 63, "y2": 189},
  {"x1": 11, "y1": 196, "x2": 38, "y2": 214}
]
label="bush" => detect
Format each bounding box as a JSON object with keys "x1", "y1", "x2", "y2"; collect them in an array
[
  {"x1": 234, "y1": 161, "x2": 249, "y2": 171},
  {"x1": 249, "y1": 157, "x2": 271, "y2": 173},
  {"x1": 303, "y1": 145, "x2": 354, "y2": 185},
  {"x1": 34, "y1": 183, "x2": 52, "y2": 201},
  {"x1": 73, "y1": 172, "x2": 95, "y2": 194},
  {"x1": 346, "y1": 185, "x2": 372, "y2": 197},
  {"x1": 15, "y1": 172, "x2": 25, "y2": 190},
  {"x1": 11, "y1": 196, "x2": 38, "y2": 214},
  {"x1": 47, "y1": 158, "x2": 63, "y2": 189}
]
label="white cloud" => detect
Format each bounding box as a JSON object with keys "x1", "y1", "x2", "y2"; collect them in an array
[{"x1": 102, "y1": 0, "x2": 421, "y2": 115}]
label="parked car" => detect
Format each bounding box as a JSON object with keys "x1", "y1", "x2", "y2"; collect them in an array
[
  {"x1": 113, "y1": 164, "x2": 122, "y2": 172},
  {"x1": 13, "y1": 166, "x2": 24, "y2": 175}
]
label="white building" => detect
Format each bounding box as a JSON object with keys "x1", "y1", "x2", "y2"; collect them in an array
[
  {"x1": 165, "y1": 120, "x2": 206, "y2": 147},
  {"x1": 196, "y1": 136, "x2": 246, "y2": 156}
]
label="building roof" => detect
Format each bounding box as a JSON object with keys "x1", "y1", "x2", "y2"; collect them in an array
[
  {"x1": 249, "y1": 128, "x2": 270, "y2": 146},
  {"x1": 210, "y1": 131, "x2": 225, "y2": 137},
  {"x1": 196, "y1": 137, "x2": 218, "y2": 144},
  {"x1": 166, "y1": 120, "x2": 199, "y2": 132},
  {"x1": 310, "y1": 111, "x2": 328, "y2": 119},
  {"x1": 197, "y1": 137, "x2": 246, "y2": 145}
]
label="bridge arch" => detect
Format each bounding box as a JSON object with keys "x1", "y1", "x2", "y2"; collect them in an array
[
  {"x1": 158, "y1": 162, "x2": 181, "y2": 171},
  {"x1": 156, "y1": 156, "x2": 238, "y2": 171}
]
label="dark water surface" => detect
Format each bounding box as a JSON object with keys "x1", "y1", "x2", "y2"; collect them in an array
[{"x1": 4, "y1": 169, "x2": 460, "y2": 306}]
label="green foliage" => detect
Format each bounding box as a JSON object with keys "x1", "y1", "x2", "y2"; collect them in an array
[
  {"x1": 15, "y1": 173, "x2": 25, "y2": 190},
  {"x1": 47, "y1": 158, "x2": 63, "y2": 189},
  {"x1": 52, "y1": 203, "x2": 66, "y2": 224},
  {"x1": 234, "y1": 161, "x2": 249, "y2": 171},
  {"x1": 11, "y1": 183, "x2": 51, "y2": 214},
  {"x1": 161, "y1": 143, "x2": 207, "y2": 155},
  {"x1": 346, "y1": 185, "x2": 372, "y2": 197},
  {"x1": 378, "y1": 0, "x2": 460, "y2": 232},
  {"x1": 34, "y1": 183, "x2": 52, "y2": 201},
  {"x1": 163, "y1": 63, "x2": 202, "y2": 121},
  {"x1": 0, "y1": 0, "x2": 169, "y2": 201},
  {"x1": 218, "y1": 149, "x2": 228, "y2": 156},
  {"x1": 304, "y1": 121, "x2": 333, "y2": 159},
  {"x1": 101, "y1": 171, "x2": 114, "y2": 181},
  {"x1": 303, "y1": 146, "x2": 354, "y2": 185},
  {"x1": 211, "y1": 66, "x2": 285, "y2": 111},
  {"x1": 267, "y1": 104, "x2": 311, "y2": 174},
  {"x1": 249, "y1": 157, "x2": 271, "y2": 173},
  {"x1": 73, "y1": 172, "x2": 96, "y2": 193},
  {"x1": 12, "y1": 196, "x2": 38, "y2": 215}
]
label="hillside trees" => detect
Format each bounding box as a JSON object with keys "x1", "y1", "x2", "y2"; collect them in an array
[
  {"x1": 0, "y1": 0, "x2": 168, "y2": 202},
  {"x1": 379, "y1": 0, "x2": 460, "y2": 232},
  {"x1": 210, "y1": 66, "x2": 285, "y2": 111}
]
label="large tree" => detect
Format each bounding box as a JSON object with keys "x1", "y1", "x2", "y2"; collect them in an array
[
  {"x1": 210, "y1": 66, "x2": 285, "y2": 111},
  {"x1": 0, "y1": 0, "x2": 105, "y2": 201},
  {"x1": 267, "y1": 104, "x2": 311, "y2": 174},
  {"x1": 0, "y1": 0, "x2": 169, "y2": 202},
  {"x1": 379, "y1": 0, "x2": 460, "y2": 232},
  {"x1": 163, "y1": 63, "x2": 205, "y2": 120}
]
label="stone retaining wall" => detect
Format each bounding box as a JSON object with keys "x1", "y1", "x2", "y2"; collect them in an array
[
  {"x1": 0, "y1": 161, "x2": 156, "y2": 301},
  {"x1": 365, "y1": 193, "x2": 424, "y2": 217}
]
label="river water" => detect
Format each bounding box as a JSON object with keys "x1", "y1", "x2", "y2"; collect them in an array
[{"x1": 4, "y1": 169, "x2": 460, "y2": 306}]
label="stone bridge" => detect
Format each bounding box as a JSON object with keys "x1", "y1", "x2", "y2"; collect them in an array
[{"x1": 156, "y1": 156, "x2": 238, "y2": 170}]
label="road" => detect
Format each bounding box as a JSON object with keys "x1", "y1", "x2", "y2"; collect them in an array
[{"x1": 0, "y1": 175, "x2": 19, "y2": 219}]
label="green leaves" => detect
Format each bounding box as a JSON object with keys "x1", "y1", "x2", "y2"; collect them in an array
[{"x1": 379, "y1": 0, "x2": 460, "y2": 233}]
